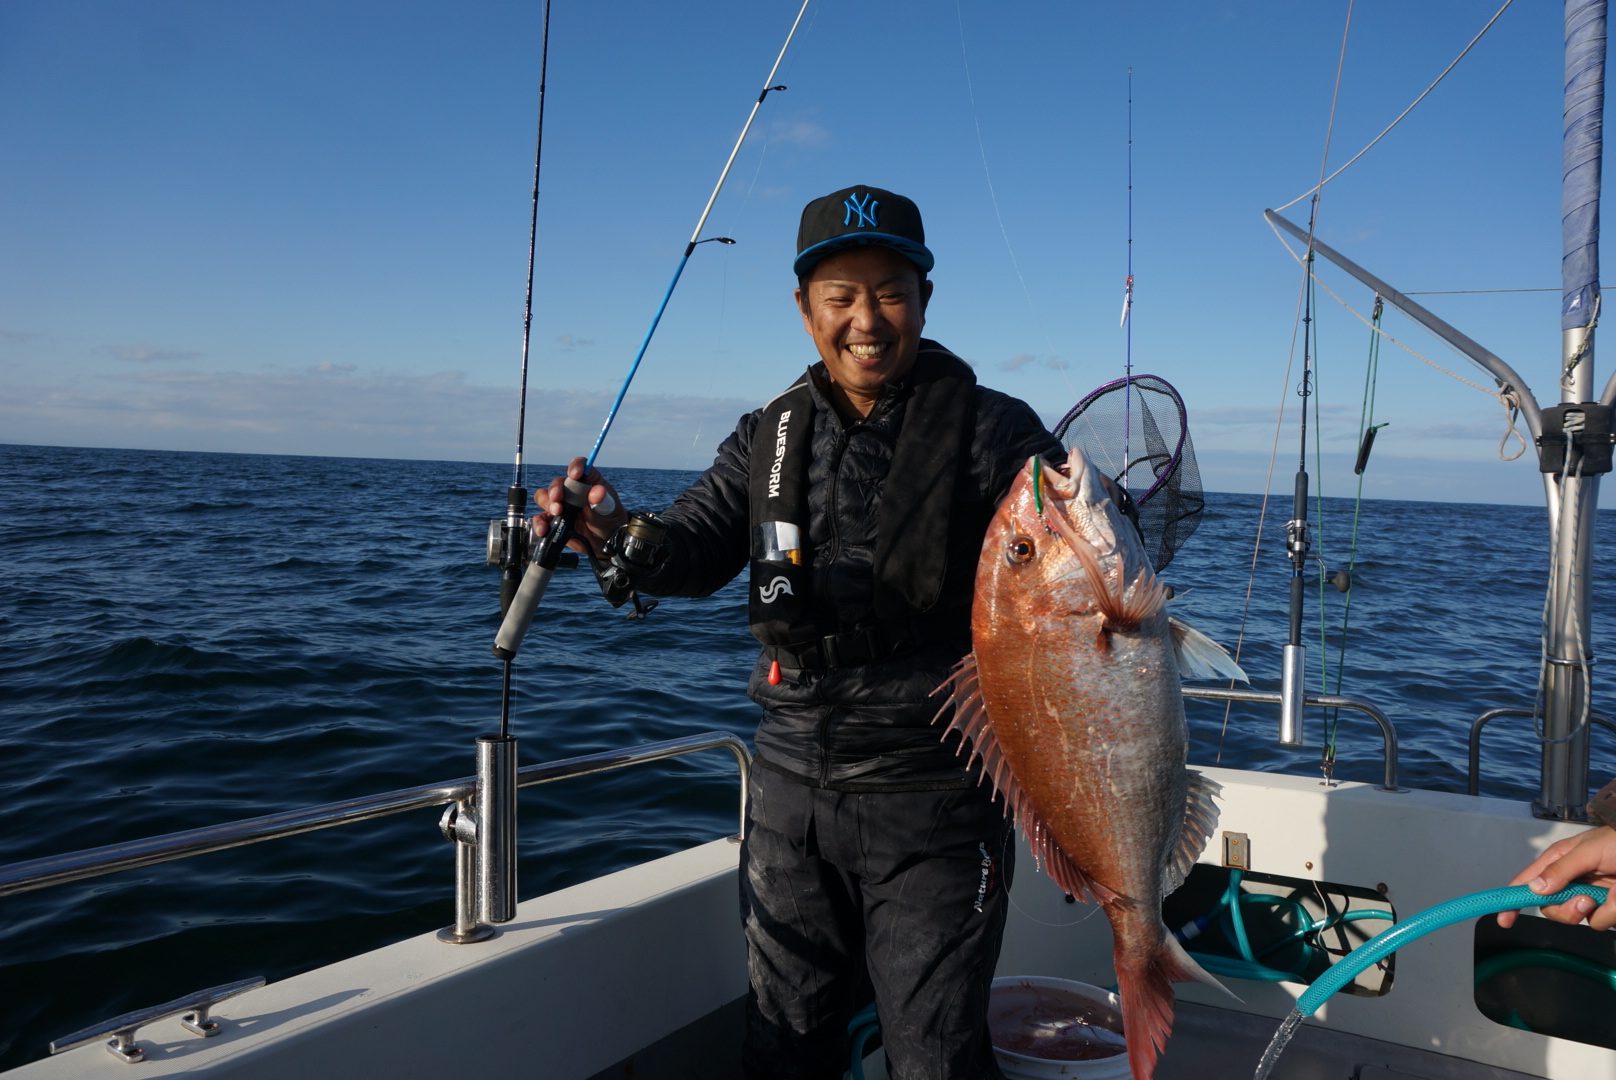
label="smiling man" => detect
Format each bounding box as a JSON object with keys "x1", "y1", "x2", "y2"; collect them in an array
[{"x1": 534, "y1": 186, "x2": 1064, "y2": 1079}]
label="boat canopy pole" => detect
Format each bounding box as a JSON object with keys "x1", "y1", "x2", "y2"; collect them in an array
[
  {"x1": 491, "y1": 0, "x2": 813, "y2": 663},
  {"x1": 1264, "y1": 209, "x2": 1542, "y2": 438}
]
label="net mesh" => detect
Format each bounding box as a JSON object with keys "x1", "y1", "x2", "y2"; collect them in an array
[{"x1": 1053, "y1": 374, "x2": 1203, "y2": 572}]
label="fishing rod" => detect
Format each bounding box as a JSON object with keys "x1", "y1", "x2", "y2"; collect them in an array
[
  {"x1": 492, "y1": 0, "x2": 814, "y2": 663},
  {"x1": 489, "y1": 0, "x2": 556, "y2": 633},
  {"x1": 1281, "y1": 238, "x2": 1315, "y2": 751}
]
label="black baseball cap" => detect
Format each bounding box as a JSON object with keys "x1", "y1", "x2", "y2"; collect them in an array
[{"x1": 794, "y1": 185, "x2": 935, "y2": 277}]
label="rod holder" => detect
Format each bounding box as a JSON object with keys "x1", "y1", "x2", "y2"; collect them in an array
[
  {"x1": 436, "y1": 799, "x2": 493, "y2": 944},
  {"x1": 1280, "y1": 644, "x2": 1306, "y2": 747},
  {"x1": 478, "y1": 734, "x2": 519, "y2": 924}
]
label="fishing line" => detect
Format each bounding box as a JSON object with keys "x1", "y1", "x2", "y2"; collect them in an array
[
  {"x1": 953, "y1": 0, "x2": 1076, "y2": 401},
  {"x1": 1123, "y1": 68, "x2": 1135, "y2": 487},
  {"x1": 583, "y1": 0, "x2": 813, "y2": 471},
  {"x1": 1274, "y1": 0, "x2": 1516, "y2": 213},
  {"x1": 1324, "y1": 297, "x2": 1383, "y2": 770},
  {"x1": 1309, "y1": 292, "x2": 1335, "y2": 780},
  {"x1": 1217, "y1": 0, "x2": 1354, "y2": 762},
  {"x1": 722, "y1": 0, "x2": 821, "y2": 239},
  {"x1": 1007, "y1": 889, "x2": 1103, "y2": 929}
]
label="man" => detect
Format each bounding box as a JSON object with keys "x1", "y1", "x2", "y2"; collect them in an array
[{"x1": 534, "y1": 185, "x2": 1063, "y2": 1079}]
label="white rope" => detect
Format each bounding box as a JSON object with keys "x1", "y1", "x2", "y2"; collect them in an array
[
  {"x1": 1562, "y1": 294, "x2": 1601, "y2": 392},
  {"x1": 1275, "y1": 0, "x2": 1516, "y2": 213},
  {"x1": 1267, "y1": 219, "x2": 1530, "y2": 462}
]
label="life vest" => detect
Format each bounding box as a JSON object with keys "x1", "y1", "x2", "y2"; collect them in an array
[{"x1": 747, "y1": 341, "x2": 978, "y2": 661}]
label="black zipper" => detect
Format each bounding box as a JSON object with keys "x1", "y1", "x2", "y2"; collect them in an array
[{"x1": 818, "y1": 425, "x2": 849, "y2": 785}]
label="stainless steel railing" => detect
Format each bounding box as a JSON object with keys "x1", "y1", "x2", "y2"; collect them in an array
[
  {"x1": 0, "y1": 732, "x2": 751, "y2": 939},
  {"x1": 1182, "y1": 686, "x2": 1406, "y2": 792},
  {"x1": 1466, "y1": 707, "x2": 1616, "y2": 798}
]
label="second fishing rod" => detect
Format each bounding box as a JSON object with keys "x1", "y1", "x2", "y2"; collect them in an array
[{"x1": 493, "y1": 0, "x2": 814, "y2": 664}]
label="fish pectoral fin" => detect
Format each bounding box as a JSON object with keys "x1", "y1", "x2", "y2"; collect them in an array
[
  {"x1": 1163, "y1": 770, "x2": 1222, "y2": 896},
  {"x1": 1168, "y1": 616, "x2": 1248, "y2": 682}
]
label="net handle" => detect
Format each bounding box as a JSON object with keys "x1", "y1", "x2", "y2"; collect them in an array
[{"x1": 1052, "y1": 373, "x2": 1188, "y2": 506}]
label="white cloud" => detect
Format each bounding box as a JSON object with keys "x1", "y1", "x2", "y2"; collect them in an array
[
  {"x1": 771, "y1": 120, "x2": 829, "y2": 146},
  {"x1": 0, "y1": 366, "x2": 759, "y2": 469},
  {"x1": 999, "y1": 353, "x2": 1066, "y2": 372},
  {"x1": 101, "y1": 344, "x2": 202, "y2": 363},
  {"x1": 747, "y1": 119, "x2": 829, "y2": 149}
]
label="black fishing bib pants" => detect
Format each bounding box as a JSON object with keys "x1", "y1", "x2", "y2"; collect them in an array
[{"x1": 740, "y1": 767, "x2": 1014, "y2": 1080}]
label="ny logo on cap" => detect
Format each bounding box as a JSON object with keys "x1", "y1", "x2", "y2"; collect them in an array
[{"x1": 843, "y1": 192, "x2": 879, "y2": 229}]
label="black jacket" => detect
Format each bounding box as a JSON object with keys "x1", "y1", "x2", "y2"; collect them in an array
[{"x1": 643, "y1": 354, "x2": 1064, "y2": 790}]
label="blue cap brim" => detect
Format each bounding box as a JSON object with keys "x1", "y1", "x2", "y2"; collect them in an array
[{"x1": 793, "y1": 233, "x2": 935, "y2": 277}]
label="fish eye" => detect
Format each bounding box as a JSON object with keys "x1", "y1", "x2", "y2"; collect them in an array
[{"x1": 1007, "y1": 536, "x2": 1035, "y2": 564}]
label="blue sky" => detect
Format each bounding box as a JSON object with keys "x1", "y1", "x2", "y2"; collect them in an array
[{"x1": 0, "y1": 0, "x2": 1602, "y2": 505}]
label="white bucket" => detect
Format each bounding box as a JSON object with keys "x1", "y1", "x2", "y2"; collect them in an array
[{"x1": 988, "y1": 976, "x2": 1132, "y2": 1080}]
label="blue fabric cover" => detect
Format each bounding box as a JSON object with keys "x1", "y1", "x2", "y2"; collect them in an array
[{"x1": 1564, "y1": 0, "x2": 1606, "y2": 330}]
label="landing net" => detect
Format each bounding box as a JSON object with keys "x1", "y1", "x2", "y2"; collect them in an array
[{"x1": 1053, "y1": 374, "x2": 1203, "y2": 572}]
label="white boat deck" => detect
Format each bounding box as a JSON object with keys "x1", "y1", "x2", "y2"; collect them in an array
[{"x1": 10, "y1": 768, "x2": 1612, "y2": 1080}]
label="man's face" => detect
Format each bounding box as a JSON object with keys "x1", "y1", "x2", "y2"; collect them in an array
[{"x1": 795, "y1": 246, "x2": 932, "y2": 413}]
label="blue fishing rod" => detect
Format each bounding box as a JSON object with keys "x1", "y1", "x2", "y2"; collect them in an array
[{"x1": 492, "y1": 0, "x2": 813, "y2": 663}]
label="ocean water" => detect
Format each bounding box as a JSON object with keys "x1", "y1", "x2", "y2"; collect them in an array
[{"x1": 1, "y1": 442, "x2": 1612, "y2": 1068}]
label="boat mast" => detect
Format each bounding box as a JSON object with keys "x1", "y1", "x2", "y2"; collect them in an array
[{"x1": 1540, "y1": 0, "x2": 1606, "y2": 820}]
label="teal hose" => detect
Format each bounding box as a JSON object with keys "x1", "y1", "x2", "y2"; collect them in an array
[
  {"x1": 1473, "y1": 947, "x2": 1616, "y2": 994},
  {"x1": 847, "y1": 1002, "x2": 880, "y2": 1080},
  {"x1": 1190, "y1": 870, "x2": 1396, "y2": 982},
  {"x1": 1295, "y1": 884, "x2": 1610, "y2": 1017}
]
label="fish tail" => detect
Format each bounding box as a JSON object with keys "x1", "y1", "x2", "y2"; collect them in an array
[
  {"x1": 1116, "y1": 949, "x2": 1174, "y2": 1080},
  {"x1": 1116, "y1": 930, "x2": 1236, "y2": 1080}
]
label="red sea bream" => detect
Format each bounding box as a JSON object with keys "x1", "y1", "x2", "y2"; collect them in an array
[{"x1": 938, "y1": 450, "x2": 1245, "y2": 1080}]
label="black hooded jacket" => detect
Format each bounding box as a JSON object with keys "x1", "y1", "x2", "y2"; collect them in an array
[{"x1": 641, "y1": 346, "x2": 1063, "y2": 790}]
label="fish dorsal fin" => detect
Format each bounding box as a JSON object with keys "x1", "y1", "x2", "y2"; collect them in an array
[
  {"x1": 932, "y1": 654, "x2": 1121, "y2": 906},
  {"x1": 1168, "y1": 616, "x2": 1248, "y2": 682},
  {"x1": 1162, "y1": 769, "x2": 1221, "y2": 896}
]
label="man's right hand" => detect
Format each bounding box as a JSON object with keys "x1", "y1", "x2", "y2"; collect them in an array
[{"x1": 532, "y1": 457, "x2": 629, "y2": 559}]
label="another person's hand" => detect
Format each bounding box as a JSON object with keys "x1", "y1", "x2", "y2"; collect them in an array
[
  {"x1": 531, "y1": 457, "x2": 629, "y2": 559},
  {"x1": 1497, "y1": 825, "x2": 1616, "y2": 931}
]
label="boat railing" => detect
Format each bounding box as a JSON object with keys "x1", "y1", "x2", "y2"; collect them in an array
[
  {"x1": 0, "y1": 731, "x2": 751, "y2": 945},
  {"x1": 1467, "y1": 707, "x2": 1616, "y2": 798},
  {"x1": 1182, "y1": 686, "x2": 1405, "y2": 792}
]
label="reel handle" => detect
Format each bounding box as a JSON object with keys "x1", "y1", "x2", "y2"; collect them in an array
[{"x1": 492, "y1": 476, "x2": 591, "y2": 660}]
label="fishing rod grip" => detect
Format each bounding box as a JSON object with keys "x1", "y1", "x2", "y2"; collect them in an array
[{"x1": 492, "y1": 477, "x2": 592, "y2": 660}]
